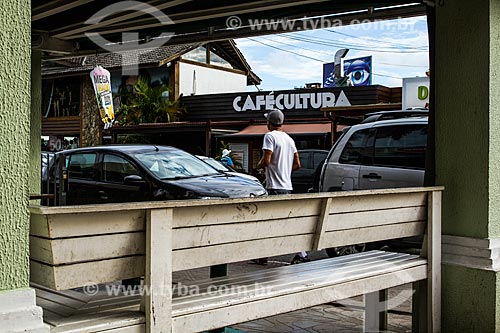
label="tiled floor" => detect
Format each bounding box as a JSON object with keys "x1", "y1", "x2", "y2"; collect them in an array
[{"x1": 173, "y1": 250, "x2": 413, "y2": 333}]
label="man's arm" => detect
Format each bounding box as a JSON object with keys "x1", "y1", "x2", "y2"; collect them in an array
[
  {"x1": 257, "y1": 149, "x2": 273, "y2": 169},
  {"x1": 292, "y1": 151, "x2": 301, "y2": 171}
]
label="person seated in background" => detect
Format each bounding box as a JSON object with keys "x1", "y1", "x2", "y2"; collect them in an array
[{"x1": 220, "y1": 149, "x2": 234, "y2": 168}]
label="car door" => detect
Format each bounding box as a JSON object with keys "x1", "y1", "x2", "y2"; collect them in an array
[
  {"x1": 291, "y1": 151, "x2": 313, "y2": 193},
  {"x1": 66, "y1": 152, "x2": 99, "y2": 205},
  {"x1": 321, "y1": 129, "x2": 370, "y2": 191},
  {"x1": 96, "y1": 153, "x2": 151, "y2": 203},
  {"x1": 359, "y1": 124, "x2": 426, "y2": 189}
]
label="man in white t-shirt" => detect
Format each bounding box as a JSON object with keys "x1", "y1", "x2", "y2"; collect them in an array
[
  {"x1": 257, "y1": 109, "x2": 300, "y2": 194},
  {"x1": 255, "y1": 109, "x2": 309, "y2": 264}
]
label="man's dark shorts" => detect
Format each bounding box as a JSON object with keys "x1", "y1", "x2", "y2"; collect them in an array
[{"x1": 268, "y1": 189, "x2": 292, "y2": 195}]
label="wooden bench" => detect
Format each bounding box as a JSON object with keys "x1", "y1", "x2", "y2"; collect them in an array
[{"x1": 29, "y1": 187, "x2": 442, "y2": 332}]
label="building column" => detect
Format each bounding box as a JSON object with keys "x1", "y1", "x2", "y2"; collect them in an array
[
  {"x1": 0, "y1": 2, "x2": 48, "y2": 332},
  {"x1": 436, "y1": 0, "x2": 500, "y2": 331},
  {"x1": 30, "y1": 50, "x2": 42, "y2": 197}
]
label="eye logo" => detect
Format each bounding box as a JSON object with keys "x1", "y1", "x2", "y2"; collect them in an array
[
  {"x1": 85, "y1": 1, "x2": 174, "y2": 75},
  {"x1": 344, "y1": 56, "x2": 372, "y2": 86}
]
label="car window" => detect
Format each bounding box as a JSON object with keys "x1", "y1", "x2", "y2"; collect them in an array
[
  {"x1": 68, "y1": 153, "x2": 96, "y2": 180},
  {"x1": 299, "y1": 152, "x2": 312, "y2": 169},
  {"x1": 103, "y1": 154, "x2": 140, "y2": 183},
  {"x1": 313, "y1": 152, "x2": 328, "y2": 168},
  {"x1": 339, "y1": 129, "x2": 369, "y2": 164},
  {"x1": 373, "y1": 125, "x2": 427, "y2": 169},
  {"x1": 135, "y1": 150, "x2": 220, "y2": 180}
]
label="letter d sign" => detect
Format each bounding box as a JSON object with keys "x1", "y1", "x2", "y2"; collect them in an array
[{"x1": 418, "y1": 86, "x2": 429, "y2": 100}]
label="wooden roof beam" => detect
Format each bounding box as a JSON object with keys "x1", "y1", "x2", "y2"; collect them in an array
[{"x1": 32, "y1": 0, "x2": 96, "y2": 22}]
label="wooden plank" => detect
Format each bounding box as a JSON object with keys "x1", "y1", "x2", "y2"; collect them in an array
[
  {"x1": 427, "y1": 190, "x2": 442, "y2": 333},
  {"x1": 172, "y1": 266, "x2": 427, "y2": 333},
  {"x1": 329, "y1": 192, "x2": 427, "y2": 214},
  {"x1": 30, "y1": 232, "x2": 145, "y2": 265},
  {"x1": 326, "y1": 206, "x2": 426, "y2": 232},
  {"x1": 313, "y1": 198, "x2": 333, "y2": 250},
  {"x1": 31, "y1": 256, "x2": 145, "y2": 290},
  {"x1": 173, "y1": 252, "x2": 409, "y2": 301},
  {"x1": 30, "y1": 213, "x2": 50, "y2": 238},
  {"x1": 172, "y1": 216, "x2": 316, "y2": 249},
  {"x1": 173, "y1": 253, "x2": 425, "y2": 314},
  {"x1": 38, "y1": 210, "x2": 145, "y2": 238},
  {"x1": 171, "y1": 199, "x2": 322, "y2": 228},
  {"x1": 322, "y1": 221, "x2": 426, "y2": 248},
  {"x1": 28, "y1": 187, "x2": 444, "y2": 215},
  {"x1": 144, "y1": 208, "x2": 173, "y2": 333},
  {"x1": 30, "y1": 260, "x2": 56, "y2": 290},
  {"x1": 50, "y1": 311, "x2": 144, "y2": 333},
  {"x1": 98, "y1": 324, "x2": 145, "y2": 332},
  {"x1": 173, "y1": 234, "x2": 314, "y2": 271}
]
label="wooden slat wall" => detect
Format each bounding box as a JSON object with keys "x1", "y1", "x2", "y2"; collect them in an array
[
  {"x1": 42, "y1": 116, "x2": 81, "y2": 136},
  {"x1": 29, "y1": 188, "x2": 437, "y2": 290}
]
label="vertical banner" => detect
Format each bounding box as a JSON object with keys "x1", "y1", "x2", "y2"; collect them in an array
[
  {"x1": 323, "y1": 62, "x2": 335, "y2": 88},
  {"x1": 90, "y1": 66, "x2": 115, "y2": 129}
]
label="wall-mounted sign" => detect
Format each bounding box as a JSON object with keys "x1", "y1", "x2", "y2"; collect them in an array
[
  {"x1": 232, "y1": 91, "x2": 350, "y2": 112},
  {"x1": 90, "y1": 66, "x2": 115, "y2": 129},
  {"x1": 402, "y1": 77, "x2": 430, "y2": 110},
  {"x1": 323, "y1": 56, "x2": 372, "y2": 88}
]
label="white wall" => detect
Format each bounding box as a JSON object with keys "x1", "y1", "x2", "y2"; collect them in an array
[{"x1": 179, "y1": 62, "x2": 247, "y2": 96}]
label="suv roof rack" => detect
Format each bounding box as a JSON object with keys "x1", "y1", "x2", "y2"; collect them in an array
[{"x1": 361, "y1": 110, "x2": 428, "y2": 124}]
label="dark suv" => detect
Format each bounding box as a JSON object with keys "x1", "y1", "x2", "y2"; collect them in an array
[{"x1": 45, "y1": 145, "x2": 267, "y2": 205}]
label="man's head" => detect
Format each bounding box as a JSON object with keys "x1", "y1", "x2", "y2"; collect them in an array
[{"x1": 264, "y1": 109, "x2": 284, "y2": 130}]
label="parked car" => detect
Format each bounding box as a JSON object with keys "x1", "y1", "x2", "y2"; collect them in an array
[
  {"x1": 291, "y1": 149, "x2": 329, "y2": 193},
  {"x1": 319, "y1": 111, "x2": 428, "y2": 256},
  {"x1": 196, "y1": 155, "x2": 261, "y2": 184},
  {"x1": 44, "y1": 145, "x2": 267, "y2": 205}
]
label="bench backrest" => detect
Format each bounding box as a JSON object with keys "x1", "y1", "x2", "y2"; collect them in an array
[{"x1": 29, "y1": 187, "x2": 442, "y2": 290}]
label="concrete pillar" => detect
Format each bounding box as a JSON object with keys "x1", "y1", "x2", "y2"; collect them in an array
[
  {"x1": 436, "y1": 0, "x2": 500, "y2": 331},
  {"x1": 30, "y1": 50, "x2": 42, "y2": 197},
  {"x1": 0, "y1": 2, "x2": 48, "y2": 332}
]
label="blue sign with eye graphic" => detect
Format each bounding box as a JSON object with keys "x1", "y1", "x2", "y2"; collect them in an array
[{"x1": 343, "y1": 56, "x2": 372, "y2": 86}]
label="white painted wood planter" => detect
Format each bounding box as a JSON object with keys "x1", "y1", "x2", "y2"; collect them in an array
[{"x1": 29, "y1": 187, "x2": 442, "y2": 332}]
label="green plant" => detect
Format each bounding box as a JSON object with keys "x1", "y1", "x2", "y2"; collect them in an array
[{"x1": 117, "y1": 76, "x2": 184, "y2": 125}]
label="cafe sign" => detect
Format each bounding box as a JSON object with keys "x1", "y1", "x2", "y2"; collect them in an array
[{"x1": 232, "y1": 91, "x2": 351, "y2": 112}]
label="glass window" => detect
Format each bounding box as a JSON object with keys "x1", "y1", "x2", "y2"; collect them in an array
[
  {"x1": 339, "y1": 129, "x2": 369, "y2": 164},
  {"x1": 68, "y1": 153, "x2": 96, "y2": 180},
  {"x1": 313, "y1": 152, "x2": 328, "y2": 168},
  {"x1": 135, "y1": 150, "x2": 220, "y2": 180},
  {"x1": 299, "y1": 152, "x2": 312, "y2": 169},
  {"x1": 103, "y1": 154, "x2": 140, "y2": 183},
  {"x1": 373, "y1": 125, "x2": 427, "y2": 169}
]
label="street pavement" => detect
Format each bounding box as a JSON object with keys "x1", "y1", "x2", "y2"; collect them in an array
[{"x1": 173, "y1": 250, "x2": 413, "y2": 333}]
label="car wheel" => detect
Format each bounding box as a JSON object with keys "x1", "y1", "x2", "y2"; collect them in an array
[{"x1": 325, "y1": 244, "x2": 366, "y2": 257}]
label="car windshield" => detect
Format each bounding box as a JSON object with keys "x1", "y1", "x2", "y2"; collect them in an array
[
  {"x1": 203, "y1": 157, "x2": 231, "y2": 172},
  {"x1": 134, "y1": 150, "x2": 220, "y2": 179}
]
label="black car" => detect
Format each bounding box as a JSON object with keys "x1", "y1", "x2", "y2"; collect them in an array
[
  {"x1": 44, "y1": 145, "x2": 267, "y2": 205},
  {"x1": 291, "y1": 149, "x2": 329, "y2": 193}
]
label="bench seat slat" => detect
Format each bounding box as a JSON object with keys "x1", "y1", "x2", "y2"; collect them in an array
[
  {"x1": 172, "y1": 265, "x2": 427, "y2": 333},
  {"x1": 174, "y1": 251, "x2": 404, "y2": 289},
  {"x1": 172, "y1": 251, "x2": 426, "y2": 316}
]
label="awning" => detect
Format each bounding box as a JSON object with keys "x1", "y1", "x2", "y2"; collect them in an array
[{"x1": 225, "y1": 123, "x2": 346, "y2": 137}]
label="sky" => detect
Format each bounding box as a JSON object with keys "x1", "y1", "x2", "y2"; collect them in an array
[{"x1": 235, "y1": 16, "x2": 429, "y2": 91}]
